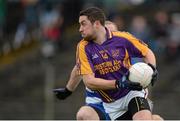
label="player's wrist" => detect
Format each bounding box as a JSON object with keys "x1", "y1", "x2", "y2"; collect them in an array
[
  {"x1": 65, "y1": 87, "x2": 72, "y2": 95},
  {"x1": 147, "y1": 63, "x2": 157, "y2": 71},
  {"x1": 115, "y1": 76, "x2": 126, "y2": 89},
  {"x1": 147, "y1": 63, "x2": 158, "y2": 86},
  {"x1": 115, "y1": 79, "x2": 120, "y2": 89}
]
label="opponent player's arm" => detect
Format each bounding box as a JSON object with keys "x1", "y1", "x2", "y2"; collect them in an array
[
  {"x1": 53, "y1": 65, "x2": 82, "y2": 100},
  {"x1": 66, "y1": 65, "x2": 82, "y2": 91}
]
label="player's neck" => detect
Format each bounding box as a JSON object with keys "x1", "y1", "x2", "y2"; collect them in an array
[{"x1": 94, "y1": 27, "x2": 106, "y2": 45}]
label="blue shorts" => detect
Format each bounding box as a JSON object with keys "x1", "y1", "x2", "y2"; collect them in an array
[{"x1": 86, "y1": 103, "x2": 110, "y2": 120}]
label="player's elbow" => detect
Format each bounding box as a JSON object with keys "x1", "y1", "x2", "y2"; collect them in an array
[{"x1": 82, "y1": 74, "x2": 98, "y2": 90}]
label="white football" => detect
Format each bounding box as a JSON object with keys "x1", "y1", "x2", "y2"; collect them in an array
[{"x1": 129, "y1": 62, "x2": 153, "y2": 88}]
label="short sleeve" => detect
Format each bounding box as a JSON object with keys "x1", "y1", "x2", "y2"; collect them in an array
[
  {"x1": 76, "y1": 40, "x2": 94, "y2": 75},
  {"x1": 113, "y1": 31, "x2": 149, "y2": 57}
]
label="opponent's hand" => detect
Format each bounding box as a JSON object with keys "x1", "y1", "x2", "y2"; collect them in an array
[
  {"x1": 115, "y1": 73, "x2": 142, "y2": 91},
  {"x1": 53, "y1": 88, "x2": 72, "y2": 100},
  {"x1": 148, "y1": 63, "x2": 158, "y2": 86}
]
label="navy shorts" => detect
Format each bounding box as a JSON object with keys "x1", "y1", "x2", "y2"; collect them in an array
[{"x1": 87, "y1": 103, "x2": 110, "y2": 120}]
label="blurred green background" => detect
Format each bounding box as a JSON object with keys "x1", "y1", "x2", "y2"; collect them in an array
[{"x1": 0, "y1": 0, "x2": 180, "y2": 119}]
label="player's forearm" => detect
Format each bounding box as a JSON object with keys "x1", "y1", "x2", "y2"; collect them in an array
[
  {"x1": 144, "y1": 48, "x2": 156, "y2": 67},
  {"x1": 66, "y1": 65, "x2": 82, "y2": 91},
  {"x1": 66, "y1": 77, "x2": 81, "y2": 92},
  {"x1": 83, "y1": 74, "x2": 116, "y2": 90}
]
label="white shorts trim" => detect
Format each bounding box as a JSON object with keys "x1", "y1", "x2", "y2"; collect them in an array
[
  {"x1": 103, "y1": 90, "x2": 146, "y2": 120},
  {"x1": 86, "y1": 96, "x2": 102, "y2": 104}
]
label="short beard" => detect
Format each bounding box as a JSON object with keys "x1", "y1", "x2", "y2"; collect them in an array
[
  {"x1": 83, "y1": 31, "x2": 96, "y2": 41},
  {"x1": 84, "y1": 35, "x2": 95, "y2": 41}
]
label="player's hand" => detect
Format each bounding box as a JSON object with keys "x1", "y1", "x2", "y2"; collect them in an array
[
  {"x1": 115, "y1": 73, "x2": 142, "y2": 91},
  {"x1": 148, "y1": 63, "x2": 158, "y2": 86},
  {"x1": 53, "y1": 88, "x2": 72, "y2": 100}
]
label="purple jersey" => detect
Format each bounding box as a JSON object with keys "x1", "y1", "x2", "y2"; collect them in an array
[{"x1": 77, "y1": 28, "x2": 149, "y2": 103}]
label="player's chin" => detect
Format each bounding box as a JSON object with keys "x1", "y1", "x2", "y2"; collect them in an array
[
  {"x1": 81, "y1": 34, "x2": 86, "y2": 38},
  {"x1": 83, "y1": 36, "x2": 92, "y2": 41}
]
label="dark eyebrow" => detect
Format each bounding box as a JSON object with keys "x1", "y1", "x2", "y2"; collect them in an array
[{"x1": 79, "y1": 20, "x2": 86, "y2": 24}]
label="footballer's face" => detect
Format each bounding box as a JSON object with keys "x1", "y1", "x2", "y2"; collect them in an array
[{"x1": 79, "y1": 16, "x2": 96, "y2": 41}]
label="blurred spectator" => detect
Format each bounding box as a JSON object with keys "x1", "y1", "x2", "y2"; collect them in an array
[
  {"x1": 152, "y1": 10, "x2": 170, "y2": 54},
  {"x1": 111, "y1": 14, "x2": 125, "y2": 31},
  {"x1": 166, "y1": 13, "x2": 180, "y2": 61},
  {"x1": 128, "y1": 15, "x2": 152, "y2": 64},
  {"x1": 39, "y1": 3, "x2": 63, "y2": 58},
  {"x1": 129, "y1": 15, "x2": 152, "y2": 45},
  {"x1": 12, "y1": 0, "x2": 39, "y2": 50},
  {"x1": 21, "y1": 0, "x2": 39, "y2": 32},
  {"x1": 13, "y1": 22, "x2": 27, "y2": 49}
]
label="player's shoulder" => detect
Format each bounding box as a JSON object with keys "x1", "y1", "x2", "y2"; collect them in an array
[
  {"x1": 79, "y1": 39, "x2": 89, "y2": 45},
  {"x1": 112, "y1": 31, "x2": 142, "y2": 43},
  {"x1": 77, "y1": 39, "x2": 89, "y2": 49},
  {"x1": 112, "y1": 31, "x2": 134, "y2": 39}
]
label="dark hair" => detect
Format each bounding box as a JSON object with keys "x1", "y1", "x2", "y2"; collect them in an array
[{"x1": 79, "y1": 7, "x2": 106, "y2": 25}]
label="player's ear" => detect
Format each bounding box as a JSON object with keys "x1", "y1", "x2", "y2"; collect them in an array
[{"x1": 94, "y1": 20, "x2": 101, "y2": 28}]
